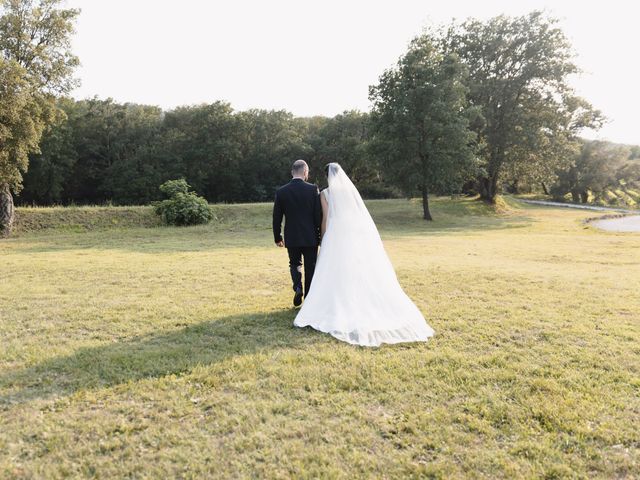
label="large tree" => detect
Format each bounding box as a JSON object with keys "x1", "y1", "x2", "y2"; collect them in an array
[
  {"x1": 501, "y1": 95, "x2": 602, "y2": 194},
  {"x1": 0, "y1": 59, "x2": 41, "y2": 232},
  {"x1": 444, "y1": 11, "x2": 603, "y2": 202},
  {"x1": 552, "y1": 140, "x2": 630, "y2": 203},
  {"x1": 0, "y1": 0, "x2": 79, "y2": 235},
  {"x1": 369, "y1": 34, "x2": 477, "y2": 220}
]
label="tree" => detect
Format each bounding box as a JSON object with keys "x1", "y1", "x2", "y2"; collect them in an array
[
  {"x1": 552, "y1": 140, "x2": 629, "y2": 203},
  {"x1": 0, "y1": 59, "x2": 41, "y2": 232},
  {"x1": 236, "y1": 109, "x2": 311, "y2": 202},
  {"x1": 0, "y1": 0, "x2": 79, "y2": 234},
  {"x1": 445, "y1": 11, "x2": 603, "y2": 202},
  {"x1": 369, "y1": 34, "x2": 477, "y2": 220},
  {"x1": 303, "y1": 111, "x2": 393, "y2": 197},
  {"x1": 160, "y1": 102, "x2": 243, "y2": 203},
  {"x1": 501, "y1": 95, "x2": 598, "y2": 194},
  {"x1": 68, "y1": 98, "x2": 163, "y2": 204},
  {"x1": 20, "y1": 97, "x2": 79, "y2": 204}
]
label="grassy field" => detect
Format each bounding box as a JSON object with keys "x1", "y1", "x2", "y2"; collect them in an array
[{"x1": 1, "y1": 197, "x2": 639, "y2": 479}]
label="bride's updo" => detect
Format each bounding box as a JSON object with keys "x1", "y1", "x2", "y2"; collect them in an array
[{"x1": 324, "y1": 162, "x2": 340, "y2": 178}]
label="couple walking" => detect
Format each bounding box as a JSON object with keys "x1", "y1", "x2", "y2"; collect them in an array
[{"x1": 273, "y1": 160, "x2": 434, "y2": 347}]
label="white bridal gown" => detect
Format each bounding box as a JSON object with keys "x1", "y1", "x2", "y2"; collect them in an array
[{"x1": 294, "y1": 163, "x2": 434, "y2": 347}]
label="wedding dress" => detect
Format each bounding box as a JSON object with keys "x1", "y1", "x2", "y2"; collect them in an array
[{"x1": 293, "y1": 163, "x2": 434, "y2": 347}]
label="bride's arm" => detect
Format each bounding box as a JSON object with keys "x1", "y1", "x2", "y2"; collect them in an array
[{"x1": 320, "y1": 192, "x2": 328, "y2": 239}]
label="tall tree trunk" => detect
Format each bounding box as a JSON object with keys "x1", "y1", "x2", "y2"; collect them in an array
[
  {"x1": 478, "y1": 177, "x2": 490, "y2": 200},
  {"x1": 479, "y1": 145, "x2": 503, "y2": 203},
  {"x1": 571, "y1": 190, "x2": 580, "y2": 203},
  {"x1": 478, "y1": 174, "x2": 498, "y2": 203},
  {"x1": 541, "y1": 181, "x2": 549, "y2": 196},
  {"x1": 580, "y1": 191, "x2": 589, "y2": 203},
  {"x1": 422, "y1": 187, "x2": 433, "y2": 221},
  {"x1": 0, "y1": 183, "x2": 15, "y2": 237}
]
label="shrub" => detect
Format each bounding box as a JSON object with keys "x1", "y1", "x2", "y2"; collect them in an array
[
  {"x1": 159, "y1": 179, "x2": 190, "y2": 198},
  {"x1": 153, "y1": 179, "x2": 213, "y2": 226}
]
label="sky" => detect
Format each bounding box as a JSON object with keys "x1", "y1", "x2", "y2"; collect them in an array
[{"x1": 66, "y1": 0, "x2": 639, "y2": 145}]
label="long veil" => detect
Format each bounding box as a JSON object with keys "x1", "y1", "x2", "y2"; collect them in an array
[
  {"x1": 325, "y1": 162, "x2": 382, "y2": 245},
  {"x1": 294, "y1": 163, "x2": 434, "y2": 346}
]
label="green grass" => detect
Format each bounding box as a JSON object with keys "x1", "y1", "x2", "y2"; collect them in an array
[
  {"x1": 1, "y1": 197, "x2": 639, "y2": 478},
  {"x1": 13, "y1": 205, "x2": 162, "y2": 233}
]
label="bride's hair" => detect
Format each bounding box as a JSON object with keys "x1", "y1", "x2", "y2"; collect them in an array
[{"x1": 324, "y1": 162, "x2": 340, "y2": 178}]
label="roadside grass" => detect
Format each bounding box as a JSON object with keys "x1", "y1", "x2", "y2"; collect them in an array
[{"x1": 1, "y1": 197, "x2": 639, "y2": 478}]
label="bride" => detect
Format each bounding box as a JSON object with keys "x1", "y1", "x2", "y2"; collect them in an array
[{"x1": 294, "y1": 163, "x2": 434, "y2": 347}]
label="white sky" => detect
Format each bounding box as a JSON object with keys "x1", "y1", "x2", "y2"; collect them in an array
[{"x1": 66, "y1": 0, "x2": 639, "y2": 145}]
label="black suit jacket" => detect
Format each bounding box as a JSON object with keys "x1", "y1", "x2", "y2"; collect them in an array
[{"x1": 273, "y1": 178, "x2": 322, "y2": 247}]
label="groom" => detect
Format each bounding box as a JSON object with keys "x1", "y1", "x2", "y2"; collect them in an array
[{"x1": 273, "y1": 159, "x2": 322, "y2": 307}]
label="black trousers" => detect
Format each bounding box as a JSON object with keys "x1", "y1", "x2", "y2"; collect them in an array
[{"x1": 287, "y1": 246, "x2": 318, "y2": 297}]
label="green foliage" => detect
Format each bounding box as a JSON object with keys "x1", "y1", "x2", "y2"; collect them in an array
[
  {"x1": 71, "y1": 98, "x2": 164, "y2": 204},
  {"x1": 0, "y1": 0, "x2": 80, "y2": 94},
  {"x1": 444, "y1": 11, "x2": 604, "y2": 201},
  {"x1": 18, "y1": 102, "x2": 307, "y2": 205},
  {"x1": 19, "y1": 97, "x2": 78, "y2": 204},
  {"x1": 551, "y1": 140, "x2": 632, "y2": 203},
  {"x1": 159, "y1": 178, "x2": 190, "y2": 197},
  {"x1": 0, "y1": 0, "x2": 79, "y2": 192},
  {"x1": 369, "y1": 33, "x2": 477, "y2": 219},
  {"x1": 153, "y1": 179, "x2": 213, "y2": 226},
  {"x1": 0, "y1": 0, "x2": 79, "y2": 234},
  {"x1": 0, "y1": 58, "x2": 43, "y2": 193},
  {"x1": 302, "y1": 111, "x2": 392, "y2": 196},
  {"x1": 8, "y1": 8, "x2": 627, "y2": 215}
]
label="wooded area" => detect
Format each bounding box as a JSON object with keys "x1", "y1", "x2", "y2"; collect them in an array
[{"x1": 2, "y1": 2, "x2": 639, "y2": 234}]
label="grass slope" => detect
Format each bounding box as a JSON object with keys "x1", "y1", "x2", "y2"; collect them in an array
[
  {"x1": 14, "y1": 205, "x2": 161, "y2": 234},
  {"x1": 1, "y1": 198, "x2": 639, "y2": 478}
]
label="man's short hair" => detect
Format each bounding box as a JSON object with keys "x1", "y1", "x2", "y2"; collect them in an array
[{"x1": 291, "y1": 159, "x2": 308, "y2": 174}]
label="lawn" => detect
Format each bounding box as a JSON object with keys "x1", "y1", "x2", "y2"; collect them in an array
[{"x1": 1, "y1": 197, "x2": 639, "y2": 478}]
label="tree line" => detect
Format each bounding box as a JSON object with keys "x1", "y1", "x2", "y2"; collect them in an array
[
  {"x1": 18, "y1": 97, "x2": 639, "y2": 212},
  {"x1": 18, "y1": 99, "x2": 385, "y2": 206},
  {"x1": 2, "y1": 1, "x2": 639, "y2": 235}
]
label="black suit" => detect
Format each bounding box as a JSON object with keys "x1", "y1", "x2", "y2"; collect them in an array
[{"x1": 273, "y1": 178, "x2": 322, "y2": 297}]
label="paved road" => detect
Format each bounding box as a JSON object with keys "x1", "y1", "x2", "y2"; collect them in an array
[
  {"x1": 591, "y1": 215, "x2": 640, "y2": 232},
  {"x1": 517, "y1": 199, "x2": 640, "y2": 232},
  {"x1": 518, "y1": 199, "x2": 636, "y2": 213}
]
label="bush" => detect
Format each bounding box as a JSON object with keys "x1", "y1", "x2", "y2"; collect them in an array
[
  {"x1": 159, "y1": 179, "x2": 190, "y2": 198},
  {"x1": 153, "y1": 179, "x2": 213, "y2": 226}
]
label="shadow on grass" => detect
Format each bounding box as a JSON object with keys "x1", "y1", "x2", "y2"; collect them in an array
[{"x1": 0, "y1": 309, "x2": 331, "y2": 407}]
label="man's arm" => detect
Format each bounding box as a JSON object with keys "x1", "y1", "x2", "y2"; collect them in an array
[
  {"x1": 273, "y1": 191, "x2": 284, "y2": 246},
  {"x1": 320, "y1": 190, "x2": 328, "y2": 239},
  {"x1": 313, "y1": 187, "x2": 322, "y2": 244}
]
